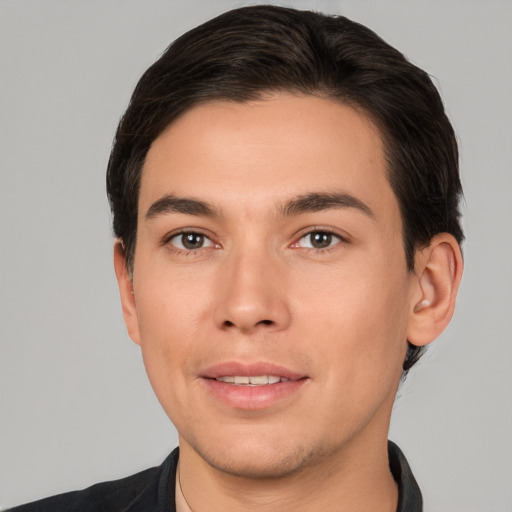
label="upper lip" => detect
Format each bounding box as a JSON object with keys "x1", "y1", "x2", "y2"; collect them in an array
[{"x1": 200, "y1": 361, "x2": 305, "y2": 381}]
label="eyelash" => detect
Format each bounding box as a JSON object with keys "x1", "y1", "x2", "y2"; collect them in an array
[
  {"x1": 162, "y1": 227, "x2": 348, "y2": 256},
  {"x1": 291, "y1": 228, "x2": 348, "y2": 254},
  {"x1": 162, "y1": 229, "x2": 219, "y2": 256}
]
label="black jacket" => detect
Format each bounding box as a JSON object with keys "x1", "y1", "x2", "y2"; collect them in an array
[{"x1": 8, "y1": 441, "x2": 422, "y2": 511}]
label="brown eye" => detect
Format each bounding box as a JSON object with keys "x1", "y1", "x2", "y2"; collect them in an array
[
  {"x1": 296, "y1": 231, "x2": 341, "y2": 250},
  {"x1": 310, "y1": 232, "x2": 332, "y2": 249},
  {"x1": 169, "y1": 232, "x2": 214, "y2": 250},
  {"x1": 182, "y1": 233, "x2": 204, "y2": 249}
]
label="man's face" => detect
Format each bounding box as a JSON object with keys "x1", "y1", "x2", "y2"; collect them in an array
[{"x1": 123, "y1": 94, "x2": 417, "y2": 477}]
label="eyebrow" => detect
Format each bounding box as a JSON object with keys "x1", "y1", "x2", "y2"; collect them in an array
[
  {"x1": 145, "y1": 191, "x2": 375, "y2": 221},
  {"x1": 280, "y1": 192, "x2": 375, "y2": 219},
  {"x1": 145, "y1": 194, "x2": 218, "y2": 220}
]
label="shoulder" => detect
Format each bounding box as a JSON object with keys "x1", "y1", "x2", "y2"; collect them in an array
[
  {"x1": 7, "y1": 449, "x2": 179, "y2": 512},
  {"x1": 388, "y1": 440, "x2": 423, "y2": 512}
]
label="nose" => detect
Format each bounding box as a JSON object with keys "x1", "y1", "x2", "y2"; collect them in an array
[{"x1": 213, "y1": 248, "x2": 291, "y2": 335}]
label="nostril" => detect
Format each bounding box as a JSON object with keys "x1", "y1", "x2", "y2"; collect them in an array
[{"x1": 222, "y1": 319, "x2": 273, "y2": 329}]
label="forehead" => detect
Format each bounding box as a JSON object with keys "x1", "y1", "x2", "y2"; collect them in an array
[{"x1": 140, "y1": 94, "x2": 398, "y2": 223}]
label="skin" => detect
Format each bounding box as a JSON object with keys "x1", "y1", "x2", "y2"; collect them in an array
[{"x1": 114, "y1": 93, "x2": 462, "y2": 511}]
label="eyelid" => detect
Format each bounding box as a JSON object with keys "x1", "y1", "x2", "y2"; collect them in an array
[
  {"x1": 161, "y1": 228, "x2": 220, "y2": 250},
  {"x1": 290, "y1": 226, "x2": 349, "y2": 249},
  {"x1": 171, "y1": 233, "x2": 215, "y2": 250}
]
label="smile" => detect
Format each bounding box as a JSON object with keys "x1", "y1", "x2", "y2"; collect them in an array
[
  {"x1": 200, "y1": 362, "x2": 307, "y2": 409},
  {"x1": 215, "y1": 375, "x2": 290, "y2": 385}
]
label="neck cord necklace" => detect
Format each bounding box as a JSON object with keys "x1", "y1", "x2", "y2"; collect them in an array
[{"x1": 177, "y1": 462, "x2": 195, "y2": 512}]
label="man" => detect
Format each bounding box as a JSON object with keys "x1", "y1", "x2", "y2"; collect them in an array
[{"x1": 10, "y1": 5, "x2": 463, "y2": 511}]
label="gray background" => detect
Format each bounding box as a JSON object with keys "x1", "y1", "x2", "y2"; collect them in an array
[{"x1": 1, "y1": 1, "x2": 511, "y2": 510}]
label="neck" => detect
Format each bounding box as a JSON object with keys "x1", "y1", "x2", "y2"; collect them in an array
[{"x1": 177, "y1": 435, "x2": 398, "y2": 512}]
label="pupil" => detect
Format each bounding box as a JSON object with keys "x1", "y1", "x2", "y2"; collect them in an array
[
  {"x1": 312, "y1": 232, "x2": 331, "y2": 248},
  {"x1": 183, "y1": 233, "x2": 203, "y2": 249}
]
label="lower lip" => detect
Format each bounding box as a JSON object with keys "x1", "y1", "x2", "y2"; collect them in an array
[{"x1": 202, "y1": 378, "x2": 307, "y2": 410}]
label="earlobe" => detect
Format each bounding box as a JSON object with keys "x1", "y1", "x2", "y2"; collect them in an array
[
  {"x1": 113, "y1": 241, "x2": 141, "y2": 345},
  {"x1": 407, "y1": 233, "x2": 463, "y2": 347}
]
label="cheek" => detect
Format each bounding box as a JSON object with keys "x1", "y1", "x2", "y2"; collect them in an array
[
  {"x1": 134, "y1": 263, "x2": 210, "y2": 342},
  {"x1": 136, "y1": 291, "x2": 197, "y2": 427},
  {"x1": 132, "y1": 261, "x2": 219, "y2": 404},
  {"x1": 133, "y1": 275, "x2": 193, "y2": 386},
  {"x1": 292, "y1": 260, "x2": 410, "y2": 380}
]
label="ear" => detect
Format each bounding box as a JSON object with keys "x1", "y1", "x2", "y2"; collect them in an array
[
  {"x1": 113, "y1": 241, "x2": 141, "y2": 345},
  {"x1": 407, "y1": 233, "x2": 463, "y2": 347}
]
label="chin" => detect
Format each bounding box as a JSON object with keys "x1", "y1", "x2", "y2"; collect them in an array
[{"x1": 188, "y1": 433, "x2": 329, "y2": 480}]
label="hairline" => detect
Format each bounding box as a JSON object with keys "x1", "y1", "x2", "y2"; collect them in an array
[{"x1": 124, "y1": 89, "x2": 414, "y2": 273}]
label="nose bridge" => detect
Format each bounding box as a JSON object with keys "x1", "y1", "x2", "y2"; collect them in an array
[{"x1": 213, "y1": 239, "x2": 290, "y2": 333}]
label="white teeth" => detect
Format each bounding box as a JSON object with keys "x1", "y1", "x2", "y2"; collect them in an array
[
  {"x1": 216, "y1": 375, "x2": 288, "y2": 386},
  {"x1": 248, "y1": 375, "x2": 268, "y2": 385}
]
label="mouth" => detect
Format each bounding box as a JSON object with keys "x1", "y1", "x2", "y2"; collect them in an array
[
  {"x1": 201, "y1": 361, "x2": 304, "y2": 383},
  {"x1": 214, "y1": 375, "x2": 291, "y2": 386},
  {"x1": 200, "y1": 362, "x2": 307, "y2": 410}
]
